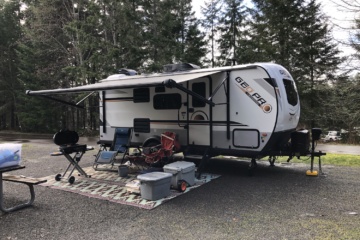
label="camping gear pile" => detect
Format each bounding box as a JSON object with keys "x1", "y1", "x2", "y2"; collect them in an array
[
  {"x1": 51, "y1": 129, "x2": 196, "y2": 201},
  {"x1": 141, "y1": 132, "x2": 181, "y2": 164}
]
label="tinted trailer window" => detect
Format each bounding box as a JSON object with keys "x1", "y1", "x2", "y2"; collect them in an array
[{"x1": 283, "y1": 79, "x2": 298, "y2": 106}]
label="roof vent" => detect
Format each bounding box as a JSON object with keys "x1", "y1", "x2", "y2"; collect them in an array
[
  {"x1": 163, "y1": 63, "x2": 200, "y2": 73},
  {"x1": 118, "y1": 68, "x2": 138, "y2": 76},
  {"x1": 106, "y1": 74, "x2": 127, "y2": 80}
]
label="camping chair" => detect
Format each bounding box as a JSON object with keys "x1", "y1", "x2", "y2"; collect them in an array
[
  {"x1": 144, "y1": 132, "x2": 180, "y2": 164},
  {"x1": 93, "y1": 128, "x2": 132, "y2": 170}
]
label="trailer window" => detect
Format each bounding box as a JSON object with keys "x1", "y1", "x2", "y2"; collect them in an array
[
  {"x1": 153, "y1": 93, "x2": 182, "y2": 109},
  {"x1": 192, "y1": 82, "x2": 206, "y2": 107},
  {"x1": 283, "y1": 79, "x2": 298, "y2": 106},
  {"x1": 263, "y1": 78, "x2": 277, "y2": 87},
  {"x1": 133, "y1": 88, "x2": 150, "y2": 103}
]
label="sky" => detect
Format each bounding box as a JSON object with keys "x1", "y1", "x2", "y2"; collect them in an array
[
  {"x1": 191, "y1": 0, "x2": 358, "y2": 73},
  {"x1": 320, "y1": 0, "x2": 357, "y2": 54}
]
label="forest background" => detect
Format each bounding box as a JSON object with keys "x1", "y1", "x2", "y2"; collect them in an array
[{"x1": 1, "y1": 0, "x2": 360, "y2": 143}]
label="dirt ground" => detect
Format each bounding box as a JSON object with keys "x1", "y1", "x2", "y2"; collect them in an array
[{"x1": 0, "y1": 136, "x2": 359, "y2": 240}]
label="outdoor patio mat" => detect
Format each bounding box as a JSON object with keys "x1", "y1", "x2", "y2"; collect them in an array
[{"x1": 39, "y1": 166, "x2": 220, "y2": 209}]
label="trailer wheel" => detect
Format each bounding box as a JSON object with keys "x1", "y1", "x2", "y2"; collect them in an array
[
  {"x1": 68, "y1": 176, "x2": 75, "y2": 184},
  {"x1": 55, "y1": 174, "x2": 62, "y2": 181},
  {"x1": 177, "y1": 180, "x2": 187, "y2": 192}
]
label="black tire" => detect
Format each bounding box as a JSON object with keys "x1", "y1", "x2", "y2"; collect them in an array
[
  {"x1": 55, "y1": 174, "x2": 62, "y2": 181},
  {"x1": 68, "y1": 176, "x2": 75, "y2": 184}
]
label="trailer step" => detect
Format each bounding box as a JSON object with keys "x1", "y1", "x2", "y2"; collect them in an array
[{"x1": 184, "y1": 155, "x2": 203, "y2": 160}]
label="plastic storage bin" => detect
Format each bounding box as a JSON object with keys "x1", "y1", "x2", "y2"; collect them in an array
[
  {"x1": 0, "y1": 143, "x2": 22, "y2": 168},
  {"x1": 137, "y1": 172, "x2": 172, "y2": 201},
  {"x1": 163, "y1": 161, "x2": 196, "y2": 187}
]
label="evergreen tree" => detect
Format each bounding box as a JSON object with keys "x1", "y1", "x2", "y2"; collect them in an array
[
  {"x1": 140, "y1": 0, "x2": 178, "y2": 72},
  {"x1": 16, "y1": 42, "x2": 62, "y2": 132},
  {"x1": 174, "y1": 0, "x2": 207, "y2": 66},
  {"x1": 293, "y1": 0, "x2": 342, "y2": 127},
  {"x1": 250, "y1": 0, "x2": 303, "y2": 69},
  {"x1": 139, "y1": 0, "x2": 206, "y2": 71},
  {"x1": 324, "y1": 75, "x2": 360, "y2": 144},
  {"x1": 0, "y1": 0, "x2": 22, "y2": 130},
  {"x1": 350, "y1": 4, "x2": 360, "y2": 72},
  {"x1": 20, "y1": 0, "x2": 100, "y2": 132},
  {"x1": 98, "y1": 0, "x2": 144, "y2": 72},
  {"x1": 181, "y1": 20, "x2": 207, "y2": 66},
  {"x1": 201, "y1": 0, "x2": 222, "y2": 67},
  {"x1": 216, "y1": 0, "x2": 247, "y2": 66},
  {"x1": 249, "y1": 0, "x2": 342, "y2": 127}
]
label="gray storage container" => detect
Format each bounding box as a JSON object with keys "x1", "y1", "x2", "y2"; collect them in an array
[
  {"x1": 163, "y1": 161, "x2": 196, "y2": 187},
  {"x1": 137, "y1": 172, "x2": 172, "y2": 201}
]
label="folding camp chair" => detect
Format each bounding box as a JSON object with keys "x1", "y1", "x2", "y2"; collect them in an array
[
  {"x1": 144, "y1": 132, "x2": 180, "y2": 164},
  {"x1": 93, "y1": 128, "x2": 131, "y2": 170}
]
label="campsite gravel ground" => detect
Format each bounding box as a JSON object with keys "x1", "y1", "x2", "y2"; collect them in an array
[{"x1": 0, "y1": 134, "x2": 359, "y2": 240}]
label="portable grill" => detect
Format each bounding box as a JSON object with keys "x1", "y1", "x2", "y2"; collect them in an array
[{"x1": 51, "y1": 130, "x2": 94, "y2": 184}]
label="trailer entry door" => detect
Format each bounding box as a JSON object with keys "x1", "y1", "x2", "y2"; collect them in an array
[{"x1": 188, "y1": 80, "x2": 210, "y2": 146}]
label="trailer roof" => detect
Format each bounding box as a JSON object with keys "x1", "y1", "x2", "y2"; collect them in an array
[{"x1": 26, "y1": 70, "x2": 220, "y2": 96}]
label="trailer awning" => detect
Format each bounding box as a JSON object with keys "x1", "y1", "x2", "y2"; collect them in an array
[{"x1": 26, "y1": 70, "x2": 220, "y2": 96}]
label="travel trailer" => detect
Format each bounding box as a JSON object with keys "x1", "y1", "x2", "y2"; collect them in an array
[{"x1": 26, "y1": 63, "x2": 324, "y2": 174}]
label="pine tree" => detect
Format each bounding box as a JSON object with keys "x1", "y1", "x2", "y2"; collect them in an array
[
  {"x1": 324, "y1": 75, "x2": 360, "y2": 143},
  {"x1": 216, "y1": 0, "x2": 247, "y2": 66},
  {"x1": 16, "y1": 42, "x2": 62, "y2": 132},
  {"x1": 98, "y1": 0, "x2": 144, "y2": 72},
  {"x1": 249, "y1": 0, "x2": 342, "y2": 127},
  {"x1": 350, "y1": 4, "x2": 360, "y2": 72},
  {"x1": 181, "y1": 20, "x2": 207, "y2": 66},
  {"x1": 173, "y1": 0, "x2": 207, "y2": 66},
  {"x1": 20, "y1": 0, "x2": 100, "y2": 132},
  {"x1": 250, "y1": 0, "x2": 303, "y2": 69},
  {"x1": 139, "y1": 0, "x2": 180, "y2": 72},
  {"x1": 0, "y1": 0, "x2": 22, "y2": 130},
  {"x1": 201, "y1": 0, "x2": 222, "y2": 67},
  {"x1": 293, "y1": 0, "x2": 342, "y2": 127}
]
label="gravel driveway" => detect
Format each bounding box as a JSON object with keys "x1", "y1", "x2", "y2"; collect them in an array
[{"x1": 0, "y1": 135, "x2": 359, "y2": 239}]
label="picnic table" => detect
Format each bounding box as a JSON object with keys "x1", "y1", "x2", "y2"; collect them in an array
[{"x1": 0, "y1": 165, "x2": 46, "y2": 213}]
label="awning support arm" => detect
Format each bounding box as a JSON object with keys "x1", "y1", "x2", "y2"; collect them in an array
[
  {"x1": 163, "y1": 79, "x2": 215, "y2": 107},
  {"x1": 76, "y1": 91, "x2": 95, "y2": 105},
  {"x1": 38, "y1": 95, "x2": 84, "y2": 109},
  {"x1": 208, "y1": 76, "x2": 228, "y2": 101}
]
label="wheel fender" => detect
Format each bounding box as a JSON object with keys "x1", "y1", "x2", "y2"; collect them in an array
[{"x1": 143, "y1": 135, "x2": 161, "y2": 147}]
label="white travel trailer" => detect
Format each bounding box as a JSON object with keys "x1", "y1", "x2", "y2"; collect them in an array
[{"x1": 26, "y1": 63, "x2": 323, "y2": 174}]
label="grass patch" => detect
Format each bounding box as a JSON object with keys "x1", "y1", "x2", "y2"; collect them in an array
[{"x1": 274, "y1": 153, "x2": 360, "y2": 167}]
